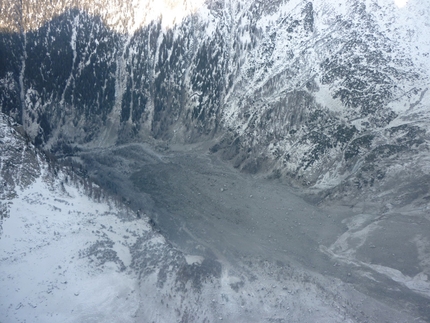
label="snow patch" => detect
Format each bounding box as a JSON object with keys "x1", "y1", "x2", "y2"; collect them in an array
[{"x1": 184, "y1": 255, "x2": 204, "y2": 265}]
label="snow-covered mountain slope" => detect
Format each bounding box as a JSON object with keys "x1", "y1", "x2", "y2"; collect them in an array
[
  {"x1": 0, "y1": 113, "x2": 143, "y2": 322},
  {"x1": 2, "y1": 112, "x2": 429, "y2": 323},
  {"x1": 1, "y1": 0, "x2": 429, "y2": 209},
  {"x1": 1, "y1": 178, "x2": 142, "y2": 322}
]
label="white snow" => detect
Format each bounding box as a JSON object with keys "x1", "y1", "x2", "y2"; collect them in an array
[
  {"x1": 394, "y1": 0, "x2": 408, "y2": 8},
  {"x1": 0, "y1": 174, "x2": 146, "y2": 323},
  {"x1": 184, "y1": 254, "x2": 204, "y2": 265}
]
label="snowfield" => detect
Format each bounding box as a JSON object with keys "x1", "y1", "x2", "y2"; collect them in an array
[{"x1": 0, "y1": 173, "x2": 146, "y2": 322}]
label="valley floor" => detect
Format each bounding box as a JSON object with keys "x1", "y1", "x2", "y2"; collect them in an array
[
  {"x1": 80, "y1": 142, "x2": 430, "y2": 322},
  {"x1": 1, "y1": 141, "x2": 430, "y2": 322}
]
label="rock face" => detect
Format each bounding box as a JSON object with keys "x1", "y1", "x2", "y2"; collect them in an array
[{"x1": 1, "y1": 0, "x2": 430, "y2": 209}]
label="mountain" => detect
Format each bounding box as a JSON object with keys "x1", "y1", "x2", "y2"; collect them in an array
[
  {"x1": 1, "y1": 0, "x2": 430, "y2": 321},
  {"x1": 1, "y1": 0, "x2": 429, "y2": 210}
]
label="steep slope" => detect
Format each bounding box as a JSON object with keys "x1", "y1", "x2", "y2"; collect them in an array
[{"x1": 1, "y1": 0, "x2": 429, "y2": 209}]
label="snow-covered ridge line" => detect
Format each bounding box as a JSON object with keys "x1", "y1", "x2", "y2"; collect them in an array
[
  {"x1": 0, "y1": 111, "x2": 126, "y2": 238},
  {"x1": 1, "y1": 112, "x2": 140, "y2": 321}
]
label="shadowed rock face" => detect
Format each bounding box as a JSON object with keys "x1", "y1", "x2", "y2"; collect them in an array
[{"x1": 1, "y1": 0, "x2": 429, "y2": 208}]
